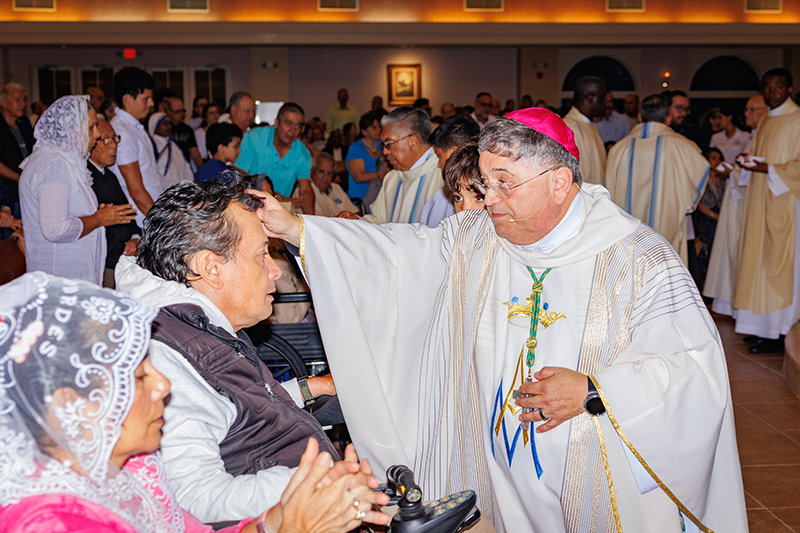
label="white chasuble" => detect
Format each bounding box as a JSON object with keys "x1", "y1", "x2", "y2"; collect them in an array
[
  {"x1": 362, "y1": 148, "x2": 443, "y2": 225},
  {"x1": 297, "y1": 184, "x2": 746, "y2": 533},
  {"x1": 606, "y1": 122, "x2": 710, "y2": 264},
  {"x1": 563, "y1": 107, "x2": 607, "y2": 186}
]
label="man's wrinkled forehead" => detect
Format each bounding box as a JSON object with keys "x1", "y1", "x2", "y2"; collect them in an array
[{"x1": 226, "y1": 200, "x2": 269, "y2": 246}]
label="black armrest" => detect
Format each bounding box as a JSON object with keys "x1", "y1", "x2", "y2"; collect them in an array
[{"x1": 272, "y1": 292, "x2": 312, "y2": 304}]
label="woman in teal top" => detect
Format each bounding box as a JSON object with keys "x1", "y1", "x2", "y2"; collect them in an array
[{"x1": 345, "y1": 112, "x2": 382, "y2": 200}]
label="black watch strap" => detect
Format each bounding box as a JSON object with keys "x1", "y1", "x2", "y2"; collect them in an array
[{"x1": 584, "y1": 376, "x2": 605, "y2": 416}]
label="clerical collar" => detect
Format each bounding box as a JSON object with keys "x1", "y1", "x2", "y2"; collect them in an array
[
  {"x1": 408, "y1": 147, "x2": 434, "y2": 171},
  {"x1": 88, "y1": 159, "x2": 105, "y2": 172},
  {"x1": 769, "y1": 100, "x2": 788, "y2": 117},
  {"x1": 578, "y1": 111, "x2": 591, "y2": 124},
  {"x1": 517, "y1": 189, "x2": 584, "y2": 254}
]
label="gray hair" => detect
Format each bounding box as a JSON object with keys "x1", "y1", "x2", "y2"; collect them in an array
[
  {"x1": 228, "y1": 91, "x2": 253, "y2": 110},
  {"x1": 312, "y1": 151, "x2": 334, "y2": 169},
  {"x1": 381, "y1": 106, "x2": 431, "y2": 142},
  {"x1": 478, "y1": 117, "x2": 582, "y2": 185},
  {"x1": 0, "y1": 82, "x2": 26, "y2": 102},
  {"x1": 640, "y1": 94, "x2": 670, "y2": 123}
]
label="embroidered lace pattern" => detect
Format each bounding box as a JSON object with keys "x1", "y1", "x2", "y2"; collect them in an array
[{"x1": 0, "y1": 273, "x2": 184, "y2": 533}]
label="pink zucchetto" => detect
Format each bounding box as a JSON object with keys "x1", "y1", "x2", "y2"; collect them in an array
[{"x1": 505, "y1": 107, "x2": 581, "y2": 162}]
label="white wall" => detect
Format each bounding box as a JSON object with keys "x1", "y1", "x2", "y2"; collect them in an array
[{"x1": 288, "y1": 46, "x2": 518, "y2": 120}]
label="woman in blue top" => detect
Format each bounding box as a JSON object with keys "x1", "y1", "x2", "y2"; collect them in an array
[{"x1": 345, "y1": 112, "x2": 382, "y2": 200}]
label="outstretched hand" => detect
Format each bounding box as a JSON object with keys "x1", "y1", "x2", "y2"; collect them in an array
[
  {"x1": 514, "y1": 367, "x2": 588, "y2": 433},
  {"x1": 247, "y1": 189, "x2": 303, "y2": 246}
]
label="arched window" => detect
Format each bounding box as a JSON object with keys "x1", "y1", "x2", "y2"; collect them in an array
[
  {"x1": 562, "y1": 56, "x2": 636, "y2": 93},
  {"x1": 691, "y1": 56, "x2": 760, "y2": 92}
]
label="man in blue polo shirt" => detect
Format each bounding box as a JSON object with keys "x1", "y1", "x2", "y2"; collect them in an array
[{"x1": 235, "y1": 102, "x2": 314, "y2": 214}]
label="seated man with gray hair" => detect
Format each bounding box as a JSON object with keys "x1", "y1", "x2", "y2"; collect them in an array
[
  {"x1": 115, "y1": 177, "x2": 338, "y2": 523},
  {"x1": 363, "y1": 106, "x2": 443, "y2": 224},
  {"x1": 294, "y1": 152, "x2": 359, "y2": 218}
]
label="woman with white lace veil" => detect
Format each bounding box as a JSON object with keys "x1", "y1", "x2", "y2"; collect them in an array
[
  {"x1": 0, "y1": 273, "x2": 389, "y2": 533},
  {"x1": 19, "y1": 95, "x2": 136, "y2": 285}
]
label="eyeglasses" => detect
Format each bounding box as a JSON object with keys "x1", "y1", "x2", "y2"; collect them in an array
[
  {"x1": 101, "y1": 135, "x2": 121, "y2": 145},
  {"x1": 380, "y1": 134, "x2": 413, "y2": 151},
  {"x1": 744, "y1": 106, "x2": 768, "y2": 113},
  {"x1": 671, "y1": 104, "x2": 690, "y2": 113},
  {"x1": 472, "y1": 167, "x2": 560, "y2": 199}
]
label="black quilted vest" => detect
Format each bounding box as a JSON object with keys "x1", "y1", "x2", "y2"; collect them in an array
[{"x1": 151, "y1": 303, "x2": 338, "y2": 475}]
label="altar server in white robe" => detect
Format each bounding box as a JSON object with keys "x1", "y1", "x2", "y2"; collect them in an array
[
  {"x1": 363, "y1": 106, "x2": 443, "y2": 224},
  {"x1": 733, "y1": 68, "x2": 800, "y2": 354},
  {"x1": 257, "y1": 108, "x2": 746, "y2": 533},
  {"x1": 606, "y1": 94, "x2": 710, "y2": 264}
]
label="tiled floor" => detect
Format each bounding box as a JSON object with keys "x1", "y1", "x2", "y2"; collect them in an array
[{"x1": 716, "y1": 314, "x2": 800, "y2": 532}]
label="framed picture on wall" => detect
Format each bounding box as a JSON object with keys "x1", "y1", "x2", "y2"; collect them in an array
[{"x1": 387, "y1": 64, "x2": 421, "y2": 106}]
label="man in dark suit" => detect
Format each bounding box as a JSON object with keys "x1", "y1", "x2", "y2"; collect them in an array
[
  {"x1": 88, "y1": 120, "x2": 141, "y2": 288},
  {"x1": 0, "y1": 83, "x2": 35, "y2": 238}
]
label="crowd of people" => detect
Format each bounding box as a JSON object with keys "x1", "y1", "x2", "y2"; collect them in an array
[{"x1": 2, "y1": 60, "x2": 798, "y2": 533}]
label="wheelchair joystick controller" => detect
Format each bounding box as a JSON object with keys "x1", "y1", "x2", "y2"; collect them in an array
[{"x1": 386, "y1": 465, "x2": 480, "y2": 533}]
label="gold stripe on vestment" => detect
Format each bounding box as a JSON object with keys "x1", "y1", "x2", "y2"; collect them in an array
[
  {"x1": 592, "y1": 412, "x2": 623, "y2": 533},
  {"x1": 591, "y1": 376, "x2": 716, "y2": 533}
]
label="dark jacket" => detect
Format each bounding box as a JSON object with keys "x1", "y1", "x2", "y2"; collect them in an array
[
  {"x1": 0, "y1": 116, "x2": 34, "y2": 208},
  {"x1": 88, "y1": 161, "x2": 141, "y2": 269},
  {"x1": 151, "y1": 303, "x2": 338, "y2": 476}
]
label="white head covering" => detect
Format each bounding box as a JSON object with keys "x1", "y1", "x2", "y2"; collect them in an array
[
  {"x1": 20, "y1": 95, "x2": 94, "y2": 186},
  {"x1": 0, "y1": 273, "x2": 183, "y2": 532},
  {"x1": 149, "y1": 112, "x2": 169, "y2": 137},
  {"x1": 32, "y1": 95, "x2": 91, "y2": 168}
]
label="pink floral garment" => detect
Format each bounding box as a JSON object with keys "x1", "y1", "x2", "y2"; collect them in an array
[{"x1": 0, "y1": 453, "x2": 252, "y2": 533}]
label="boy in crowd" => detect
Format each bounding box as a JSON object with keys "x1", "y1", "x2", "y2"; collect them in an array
[
  {"x1": 442, "y1": 139, "x2": 485, "y2": 213},
  {"x1": 195, "y1": 122, "x2": 243, "y2": 183},
  {"x1": 419, "y1": 115, "x2": 481, "y2": 226}
]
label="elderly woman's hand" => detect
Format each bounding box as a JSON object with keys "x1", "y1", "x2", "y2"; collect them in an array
[
  {"x1": 255, "y1": 439, "x2": 390, "y2": 533},
  {"x1": 0, "y1": 210, "x2": 21, "y2": 229},
  {"x1": 96, "y1": 203, "x2": 137, "y2": 227}
]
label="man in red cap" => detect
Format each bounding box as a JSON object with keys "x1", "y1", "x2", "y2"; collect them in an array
[{"x1": 257, "y1": 107, "x2": 745, "y2": 533}]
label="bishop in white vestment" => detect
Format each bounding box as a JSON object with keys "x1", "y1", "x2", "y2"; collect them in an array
[{"x1": 258, "y1": 108, "x2": 746, "y2": 533}]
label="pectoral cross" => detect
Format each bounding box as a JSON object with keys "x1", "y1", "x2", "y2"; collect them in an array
[{"x1": 490, "y1": 267, "x2": 565, "y2": 478}]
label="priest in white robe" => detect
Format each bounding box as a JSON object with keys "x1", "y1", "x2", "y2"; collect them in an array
[
  {"x1": 606, "y1": 94, "x2": 710, "y2": 264},
  {"x1": 733, "y1": 68, "x2": 800, "y2": 353},
  {"x1": 363, "y1": 106, "x2": 443, "y2": 224},
  {"x1": 257, "y1": 108, "x2": 746, "y2": 533},
  {"x1": 562, "y1": 76, "x2": 607, "y2": 186}
]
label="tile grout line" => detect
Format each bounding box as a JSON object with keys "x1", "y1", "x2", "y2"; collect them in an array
[
  {"x1": 730, "y1": 347, "x2": 786, "y2": 378},
  {"x1": 746, "y1": 491, "x2": 797, "y2": 532},
  {"x1": 736, "y1": 401, "x2": 800, "y2": 448}
]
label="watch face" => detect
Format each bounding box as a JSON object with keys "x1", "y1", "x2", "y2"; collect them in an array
[{"x1": 586, "y1": 397, "x2": 605, "y2": 416}]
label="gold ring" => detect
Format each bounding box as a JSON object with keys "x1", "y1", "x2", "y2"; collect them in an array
[{"x1": 356, "y1": 510, "x2": 366, "y2": 521}]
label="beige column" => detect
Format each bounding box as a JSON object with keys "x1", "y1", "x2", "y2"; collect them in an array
[
  {"x1": 518, "y1": 46, "x2": 559, "y2": 108},
  {"x1": 249, "y1": 46, "x2": 290, "y2": 103}
]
